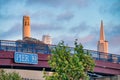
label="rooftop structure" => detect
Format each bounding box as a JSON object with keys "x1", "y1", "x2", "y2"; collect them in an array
[{"x1": 42, "y1": 35, "x2": 52, "y2": 45}]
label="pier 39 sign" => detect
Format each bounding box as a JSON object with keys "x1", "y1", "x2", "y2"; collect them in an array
[{"x1": 14, "y1": 52, "x2": 38, "y2": 64}]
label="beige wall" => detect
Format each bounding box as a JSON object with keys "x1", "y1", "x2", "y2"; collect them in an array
[
  {"x1": 3, "y1": 69, "x2": 120, "y2": 80},
  {"x1": 4, "y1": 69, "x2": 45, "y2": 80}
]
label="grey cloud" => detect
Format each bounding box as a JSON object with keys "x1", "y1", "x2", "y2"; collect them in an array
[
  {"x1": 105, "y1": 23, "x2": 120, "y2": 38},
  {"x1": 31, "y1": 23, "x2": 63, "y2": 32},
  {"x1": 26, "y1": 0, "x2": 61, "y2": 7},
  {"x1": 30, "y1": 10, "x2": 55, "y2": 21},
  {"x1": 0, "y1": 23, "x2": 22, "y2": 40},
  {"x1": 57, "y1": 12, "x2": 74, "y2": 21},
  {"x1": 110, "y1": 24, "x2": 120, "y2": 35},
  {"x1": 26, "y1": 0, "x2": 91, "y2": 8},
  {"x1": 70, "y1": 22, "x2": 92, "y2": 34},
  {"x1": 0, "y1": 14, "x2": 22, "y2": 20}
]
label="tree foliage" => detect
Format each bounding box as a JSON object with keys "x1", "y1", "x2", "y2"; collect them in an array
[
  {"x1": 0, "y1": 69, "x2": 22, "y2": 80},
  {"x1": 44, "y1": 40, "x2": 95, "y2": 80}
]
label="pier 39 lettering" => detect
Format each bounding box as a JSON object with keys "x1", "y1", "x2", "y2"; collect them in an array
[{"x1": 14, "y1": 52, "x2": 38, "y2": 64}]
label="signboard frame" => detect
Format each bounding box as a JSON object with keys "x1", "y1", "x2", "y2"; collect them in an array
[{"x1": 14, "y1": 52, "x2": 38, "y2": 64}]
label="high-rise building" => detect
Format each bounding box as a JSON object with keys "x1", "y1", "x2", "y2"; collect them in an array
[
  {"x1": 97, "y1": 20, "x2": 108, "y2": 53},
  {"x1": 42, "y1": 35, "x2": 52, "y2": 45},
  {"x1": 23, "y1": 16, "x2": 31, "y2": 40}
]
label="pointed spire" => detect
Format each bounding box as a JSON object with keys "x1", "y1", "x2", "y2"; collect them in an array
[
  {"x1": 100, "y1": 20, "x2": 105, "y2": 41},
  {"x1": 98, "y1": 20, "x2": 108, "y2": 53}
]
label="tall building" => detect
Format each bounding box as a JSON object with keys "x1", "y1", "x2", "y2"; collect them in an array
[
  {"x1": 97, "y1": 20, "x2": 108, "y2": 53},
  {"x1": 42, "y1": 35, "x2": 52, "y2": 45},
  {"x1": 23, "y1": 16, "x2": 31, "y2": 40}
]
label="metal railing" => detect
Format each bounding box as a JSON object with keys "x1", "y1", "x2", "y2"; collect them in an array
[
  {"x1": 0, "y1": 40, "x2": 50, "y2": 54},
  {"x1": 87, "y1": 49, "x2": 120, "y2": 64},
  {"x1": 0, "y1": 40, "x2": 120, "y2": 64}
]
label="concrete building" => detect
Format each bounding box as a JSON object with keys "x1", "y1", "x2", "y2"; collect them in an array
[
  {"x1": 42, "y1": 35, "x2": 52, "y2": 45},
  {"x1": 97, "y1": 20, "x2": 108, "y2": 53}
]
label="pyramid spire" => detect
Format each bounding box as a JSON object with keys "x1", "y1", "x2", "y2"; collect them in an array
[
  {"x1": 100, "y1": 20, "x2": 105, "y2": 41},
  {"x1": 97, "y1": 20, "x2": 108, "y2": 53}
]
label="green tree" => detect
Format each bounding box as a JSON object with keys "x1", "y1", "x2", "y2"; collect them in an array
[
  {"x1": 44, "y1": 40, "x2": 95, "y2": 80},
  {"x1": 0, "y1": 69, "x2": 22, "y2": 80}
]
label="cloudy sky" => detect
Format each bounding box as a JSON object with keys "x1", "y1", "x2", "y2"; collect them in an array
[{"x1": 0, "y1": 0, "x2": 120, "y2": 54}]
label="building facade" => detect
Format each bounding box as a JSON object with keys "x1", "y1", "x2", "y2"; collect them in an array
[{"x1": 42, "y1": 35, "x2": 52, "y2": 45}]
